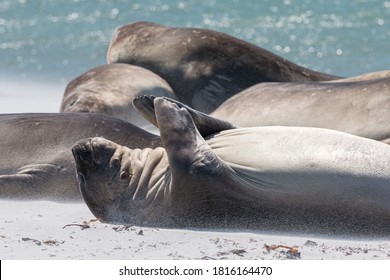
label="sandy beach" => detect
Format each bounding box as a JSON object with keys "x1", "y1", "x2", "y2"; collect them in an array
[{"x1": 1, "y1": 199, "x2": 389, "y2": 260}]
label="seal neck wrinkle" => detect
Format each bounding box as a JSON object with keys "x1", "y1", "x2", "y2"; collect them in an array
[{"x1": 128, "y1": 147, "x2": 170, "y2": 203}]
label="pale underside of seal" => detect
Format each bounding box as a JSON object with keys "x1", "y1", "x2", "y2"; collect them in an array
[
  {"x1": 0, "y1": 113, "x2": 160, "y2": 201},
  {"x1": 72, "y1": 96, "x2": 390, "y2": 236},
  {"x1": 107, "y1": 21, "x2": 340, "y2": 113},
  {"x1": 326, "y1": 70, "x2": 390, "y2": 83},
  {"x1": 211, "y1": 75, "x2": 390, "y2": 142}
]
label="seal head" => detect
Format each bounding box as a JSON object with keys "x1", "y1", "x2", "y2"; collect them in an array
[{"x1": 72, "y1": 137, "x2": 171, "y2": 225}]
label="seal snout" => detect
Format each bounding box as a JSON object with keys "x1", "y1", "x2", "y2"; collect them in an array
[
  {"x1": 72, "y1": 138, "x2": 94, "y2": 167},
  {"x1": 73, "y1": 137, "x2": 119, "y2": 172}
]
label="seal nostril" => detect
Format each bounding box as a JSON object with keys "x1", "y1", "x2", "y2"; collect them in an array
[{"x1": 77, "y1": 144, "x2": 93, "y2": 164}]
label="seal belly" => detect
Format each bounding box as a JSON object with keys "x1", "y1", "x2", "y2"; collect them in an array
[{"x1": 206, "y1": 126, "x2": 390, "y2": 210}]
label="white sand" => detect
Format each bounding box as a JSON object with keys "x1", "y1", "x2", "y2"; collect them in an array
[
  {"x1": 1, "y1": 200, "x2": 389, "y2": 260},
  {"x1": 0, "y1": 78, "x2": 64, "y2": 113}
]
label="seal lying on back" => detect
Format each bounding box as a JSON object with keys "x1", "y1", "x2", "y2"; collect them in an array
[
  {"x1": 107, "y1": 21, "x2": 340, "y2": 113},
  {"x1": 211, "y1": 75, "x2": 390, "y2": 142},
  {"x1": 60, "y1": 63, "x2": 177, "y2": 132},
  {"x1": 72, "y1": 96, "x2": 390, "y2": 235},
  {"x1": 0, "y1": 113, "x2": 160, "y2": 201}
]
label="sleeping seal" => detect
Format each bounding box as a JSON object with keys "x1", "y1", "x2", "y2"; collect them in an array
[
  {"x1": 0, "y1": 113, "x2": 160, "y2": 201},
  {"x1": 72, "y1": 96, "x2": 390, "y2": 235},
  {"x1": 60, "y1": 63, "x2": 177, "y2": 132},
  {"x1": 107, "y1": 21, "x2": 340, "y2": 113},
  {"x1": 211, "y1": 76, "x2": 390, "y2": 142}
]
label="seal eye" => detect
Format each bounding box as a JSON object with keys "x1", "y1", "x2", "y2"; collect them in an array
[{"x1": 120, "y1": 171, "x2": 129, "y2": 180}]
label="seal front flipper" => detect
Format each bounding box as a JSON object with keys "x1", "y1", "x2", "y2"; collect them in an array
[
  {"x1": 153, "y1": 97, "x2": 222, "y2": 175},
  {"x1": 153, "y1": 97, "x2": 242, "y2": 226},
  {"x1": 133, "y1": 95, "x2": 237, "y2": 137},
  {"x1": 154, "y1": 97, "x2": 224, "y2": 174},
  {"x1": 132, "y1": 95, "x2": 159, "y2": 127}
]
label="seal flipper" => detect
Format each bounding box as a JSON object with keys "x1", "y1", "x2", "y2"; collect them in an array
[
  {"x1": 132, "y1": 95, "x2": 159, "y2": 127},
  {"x1": 133, "y1": 95, "x2": 237, "y2": 137},
  {"x1": 0, "y1": 164, "x2": 72, "y2": 200},
  {"x1": 153, "y1": 97, "x2": 223, "y2": 176},
  {"x1": 153, "y1": 97, "x2": 246, "y2": 227}
]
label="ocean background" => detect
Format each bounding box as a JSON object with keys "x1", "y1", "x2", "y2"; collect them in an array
[{"x1": 0, "y1": 0, "x2": 389, "y2": 112}]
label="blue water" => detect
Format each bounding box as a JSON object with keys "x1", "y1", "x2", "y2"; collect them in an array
[{"x1": 0, "y1": 0, "x2": 389, "y2": 85}]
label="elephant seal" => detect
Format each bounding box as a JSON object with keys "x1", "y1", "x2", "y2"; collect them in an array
[
  {"x1": 211, "y1": 76, "x2": 390, "y2": 142},
  {"x1": 107, "y1": 21, "x2": 340, "y2": 113},
  {"x1": 60, "y1": 64, "x2": 177, "y2": 132},
  {"x1": 72, "y1": 96, "x2": 390, "y2": 235},
  {"x1": 0, "y1": 113, "x2": 160, "y2": 201}
]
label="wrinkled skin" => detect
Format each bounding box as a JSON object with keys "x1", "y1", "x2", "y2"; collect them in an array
[{"x1": 72, "y1": 137, "x2": 172, "y2": 225}]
